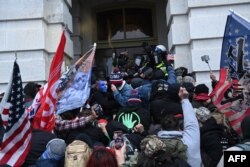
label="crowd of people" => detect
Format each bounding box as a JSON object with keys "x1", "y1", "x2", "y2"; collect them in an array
[{"x1": 0, "y1": 43, "x2": 250, "y2": 167}]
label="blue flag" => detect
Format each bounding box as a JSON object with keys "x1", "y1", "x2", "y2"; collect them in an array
[
  {"x1": 220, "y1": 12, "x2": 250, "y2": 79},
  {"x1": 56, "y1": 44, "x2": 96, "y2": 115},
  {"x1": 211, "y1": 12, "x2": 250, "y2": 134}
]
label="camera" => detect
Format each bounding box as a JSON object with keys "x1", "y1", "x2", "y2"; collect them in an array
[{"x1": 113, "y1": 131, "x2": 124, "y2": 149}]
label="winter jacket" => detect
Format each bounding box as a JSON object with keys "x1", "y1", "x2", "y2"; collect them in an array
[
  {"x1": 181, "y1": 99, "x2": 201, "y2": 167},
  {"x1": 157, "y1": 99, "x2": 201, "y2": 167},
  {"x1": 137, "y1": 65, "x2": 177, "y2": 103},
  {"x1": 112, "y1": 81, "x2": 133, "y2": 107},
  {"x1": 200, "y1": 117, "x2": 223, "y2": 167},
  {"x1": 23, "y1": 130, "x2": 56, "y2": 167},
  {"x1": 92, "y1": 90, "x2": 120, "y2": 117}
]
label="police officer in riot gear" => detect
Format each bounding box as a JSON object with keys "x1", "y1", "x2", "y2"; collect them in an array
[{"x1": 152, "y1": 44, "x2": 170, "y2": 80}]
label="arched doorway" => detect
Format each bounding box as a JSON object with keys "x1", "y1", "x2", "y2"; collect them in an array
[{"x1": 71, "y1": 0, "x2": 168, "y2": 78}]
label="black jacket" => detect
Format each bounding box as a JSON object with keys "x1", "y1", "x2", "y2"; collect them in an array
[
  {"x1": 200, "y1": 117, "x2": 223, "y2": 167},
  {"x1": 92, "y1": 90, "x2": 120, "y2": 118},
  {"x1": 23, "y1": 129, "x2": 56, "y2": 167}
]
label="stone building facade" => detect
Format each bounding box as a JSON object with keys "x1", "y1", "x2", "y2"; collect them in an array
[{"x1": 0, "y1": 0, "x2": 250, "y2": 92}]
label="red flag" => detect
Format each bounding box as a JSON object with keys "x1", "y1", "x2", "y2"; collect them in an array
[
  {"x1": 32, "y1": 31, "x2": 66, "y2": 131},
  {"x1": 0, "y1": 61, "x2": 31, "y2": 167}
]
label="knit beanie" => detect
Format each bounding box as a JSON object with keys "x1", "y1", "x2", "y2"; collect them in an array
[
  {"x1": 194, "y1": 84, "x2": 209, "y2": 95},
  {"x1": 194, "y1": 84, "x2": 210, "y2": 101},
  {"x1": 127, "y1": 89, "x2": 142, "y2": 106},
  {"x1": 39, "y1": 138, "x2": 66, "y2": 161},
  {"x1": 110, "y1": 72, "x2": 123, "y2": 86}
]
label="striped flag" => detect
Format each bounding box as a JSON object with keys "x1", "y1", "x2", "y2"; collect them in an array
[
  {"x1": 0, "y1": 61, "x2": 31, "y2": 167},
  {"x1": 32, "y1": 31, "x2": 66, "y2": 132},
  {"x1": 26, "y1": 86, "x2": 44, "y2": 120},
  {"x1": 210, "y1": 12, "x2": 250, "y2": 135},
  {"x1": 56, "y1": 43, "x2": 96, "y2": 115}
]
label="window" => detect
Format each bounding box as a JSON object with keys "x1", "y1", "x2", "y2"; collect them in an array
[{"x1": 96, "y1": 8, "x2": 154, "y2": 41}]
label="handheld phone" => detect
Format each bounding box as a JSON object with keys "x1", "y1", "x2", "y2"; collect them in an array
[
  {"x1": 92, "y1": 103, "x2": 103, "y2": 116},
  {"x1": 113, "y1": 131, "x2": 124, "y2": 149}
]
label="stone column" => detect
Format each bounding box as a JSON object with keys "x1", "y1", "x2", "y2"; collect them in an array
[{"x1": 0, "y1": 0, "x2": 73, "y2": 92}]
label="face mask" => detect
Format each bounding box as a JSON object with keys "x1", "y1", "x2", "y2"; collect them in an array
[
  {"x1": 135, "y1": 57, "x2": 141, "y2": 67},
  {"x1": 98, "y1": 81, "x2": 107, "y2": 93}
]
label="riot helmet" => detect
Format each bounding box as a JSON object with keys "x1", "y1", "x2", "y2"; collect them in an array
[
  {"x1": 155, "y1": 45, "x2": 167, "y2": 53},
  {"x1": 153, "y1": 45, "x2": 167, "y2": 65}
]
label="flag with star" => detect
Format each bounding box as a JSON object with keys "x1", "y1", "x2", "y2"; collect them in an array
[
  {"x1": 0, "y1": 61, "x2": 31, "y2": 167},
  {"x1": 210, "y1": 11, "x2": 250, "y2": 135}
]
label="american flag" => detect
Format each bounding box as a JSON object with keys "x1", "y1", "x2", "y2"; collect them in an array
[
  {"x1": 210, "y1": 12, "x2": 250, "y2": 135},
  {"x1": 0, "y1": 61, "x2": 31, "y2": 167},
  {"x1": 32, "y1": 31, "x2": 66, "y2": 132}
]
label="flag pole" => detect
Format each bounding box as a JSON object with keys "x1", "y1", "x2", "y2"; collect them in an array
[{"x1": 0, "y1": 58, "x2": 17, "y2": 114}]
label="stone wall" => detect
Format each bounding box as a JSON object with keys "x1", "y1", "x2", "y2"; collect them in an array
[
  {"x1": 0, "y1": 0, "x2": 74, "y2": 92},
  {"x1": 167, "y1": 0, "x2": 250, "y2": 91}
]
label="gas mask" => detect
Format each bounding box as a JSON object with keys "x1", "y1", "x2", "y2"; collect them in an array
[{"x1": 153, "y1": 51, "x2": 162, "y2": 65}]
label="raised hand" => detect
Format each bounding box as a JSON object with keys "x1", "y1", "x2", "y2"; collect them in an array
[
  {"x1": 178, "y1": 87, "x2": 189, "y2": 100},
  {"x1": 122, "y1": 113, "x2": 137, "y2": 129},
  {"x1": 111, "y1": 84, "x2": 117, "y2": 92}
]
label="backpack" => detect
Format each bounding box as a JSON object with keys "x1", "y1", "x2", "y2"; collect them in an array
[
  {"x1": 236, "y1": 143, "x2": 250, "y2": 151},
  {"x1": 139, "y1": 135, "x2": 189, "y2": 167},
  {"x1": 64, "y1": 140, "x2": 92, "y2": 167},
  {"x1": 160, "y1": 137, "x2": 188, "y2": 161},
  {"x1": 137, "y1": 135, "x2": 190, "y2": 167}
]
